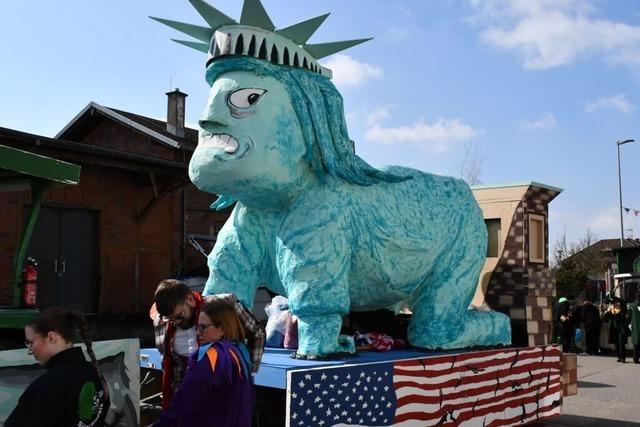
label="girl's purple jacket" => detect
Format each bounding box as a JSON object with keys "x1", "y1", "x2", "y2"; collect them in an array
[{"x1": 153, "y1": 340, "x2": 255, "y2": 427}]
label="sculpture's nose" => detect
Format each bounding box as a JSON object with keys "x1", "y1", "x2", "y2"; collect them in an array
[
  {"x1": 199, "y1": 119, "x2": 222, "y2": 133},
  {"x1": 199, "y1": 92, "x2": 228, "y2": 132}
]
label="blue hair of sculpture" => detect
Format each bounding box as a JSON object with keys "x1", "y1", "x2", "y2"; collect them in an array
[{"x1": 206, "y1": 57, "x2": 410, "y2": 210}]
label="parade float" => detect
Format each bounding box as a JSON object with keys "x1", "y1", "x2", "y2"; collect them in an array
[{"x1": 147, "y1": 1, "x2": 571, "y2": 425}]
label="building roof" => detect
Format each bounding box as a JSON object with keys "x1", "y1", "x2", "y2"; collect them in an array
[
  {"x1": 110, "y1": 107, "x2": 198, "y2": 150},
  {"x1": 597, "y1": 238, "x2": 640, "y2": 251},
  {"x1": 565, "y1": 238, "x2": 640, "y2": 263},
  {"x1": 55, "y1": 102, "x2": 198, "y2": 150},
  {"x1": 608, "y1": 238, "x2": 640, "y2": 252},
  {"x1": 471, "y1": 181, "x2": 563, "y2": 194},
  {"x1": 0, "y1": 126, "x2": 188, "y2": 174}
]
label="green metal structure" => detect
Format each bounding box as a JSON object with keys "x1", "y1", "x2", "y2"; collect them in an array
[{"x1": 0, "y1": 144, "x2": 80, "y2": 322}]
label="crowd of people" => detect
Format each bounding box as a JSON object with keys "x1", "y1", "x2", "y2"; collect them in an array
[{"x1": 554, "y1": 291, "x2": 640, "y2": 364}]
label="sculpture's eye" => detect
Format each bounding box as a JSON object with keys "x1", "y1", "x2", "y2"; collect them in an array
[{"x1": 228, "y1": 88, "x2": 267, "y2": 109}]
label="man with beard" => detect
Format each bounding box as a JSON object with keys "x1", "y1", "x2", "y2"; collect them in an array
[{"x1": 150, "y1": 279, "x2": 204, "y2": 408}]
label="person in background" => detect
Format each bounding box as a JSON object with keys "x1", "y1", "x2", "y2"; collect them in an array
[
  {"x1": 567, "y1": 297, "x2": 581, "y2": 351},
  {"x1": 153, "y1": 296, "x2": 263, "y2": 427},
  {"x1": 555, "y1": 296, "x2": 575, "y2": 352},
  {"x1": 150, "y1": 281, "x2": 266, "y2": 409},
  {"x1": 6, "y1": 307, "x2": 109, "y2": 427},
  {"x1": 580, "y1": 299, "x2": 601, "y2": 355},
  {"x1": 603, "y1": 297, "x2": 630, "y2": 363},
  {"x1": 552, "y1": 296, "x2": 566, "y2": 344},
  {"x1": 628, "y1": 291, "x2": 640, "y2": 364}
]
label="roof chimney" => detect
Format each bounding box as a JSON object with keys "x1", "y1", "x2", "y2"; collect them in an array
[{"x1": 166, "y1": 88, "x2": 188, "y2": 138}]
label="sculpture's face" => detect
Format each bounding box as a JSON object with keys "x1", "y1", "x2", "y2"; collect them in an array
[{"x1": 189, "y1": 70, "x2": 308, "y2": 204}]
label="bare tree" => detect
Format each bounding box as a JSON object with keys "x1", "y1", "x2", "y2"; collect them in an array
[
  {"x1": 457, "y1": 142, "x2": 484, "y2": 186},
  {"x1": 551, "y1": 230, "x2": 569, "y2": 268},
  {"x1": 551, "y1": 228, "x2": 599, "y2": 267},
  {"x1": 551, "y1": 228, "x2": 603, "y2": 297}
]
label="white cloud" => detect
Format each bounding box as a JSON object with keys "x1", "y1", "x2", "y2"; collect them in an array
[
  {"x1": 588, "y1": 207, "x2": 621, "y2": 236},
  {"x1": 519, "y1": 112, "x2": 557, "y2": 130},
  {"x1": 585, "y1": 94, "x2": 635, "y2": 113},
  {"x1": 365, "y1": 117, "x2": 480, "y2": 153},
  {"x1": 365, "y1": 106, "x2": 392, "y2": 126},
  {"x1": 468, "y1": 0, "x2": 640, "y2": 71},
  {"x1": 321, "y1": 54, "x2": 383, "y2": 87}
]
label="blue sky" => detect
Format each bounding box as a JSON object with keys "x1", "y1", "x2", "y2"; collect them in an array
[{"x1": 1, "y1": 0, "x2": 639, "y2": 250}]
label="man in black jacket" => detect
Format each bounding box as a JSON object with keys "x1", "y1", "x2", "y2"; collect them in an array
[
  {"x1": 555, "y1": 296, "x2": 575, "y2": 352},
  {"x1": 580, "y1": 299, "x2": 601, "y2": 355}
]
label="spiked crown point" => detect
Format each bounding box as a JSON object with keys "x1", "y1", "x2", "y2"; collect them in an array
[{"x1": 152, "y1": 0, "x2": 372, "y2": 79}]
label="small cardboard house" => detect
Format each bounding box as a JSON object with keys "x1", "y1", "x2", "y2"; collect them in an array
[{"x1": 471, "y1": 182, "x2": 562, "y2": 347}]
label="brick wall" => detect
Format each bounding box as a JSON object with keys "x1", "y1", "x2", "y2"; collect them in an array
[
  {"x1": 81, "y1": 120, "x2": 179, "y2": 162},
  {"x1": 0, "y1": 163, "x2": 228, "y2": 314},
  {"x1": 0, "y1": 192, "x2": 21, "y2": 302}
]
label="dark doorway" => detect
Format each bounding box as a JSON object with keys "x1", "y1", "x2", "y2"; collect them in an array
[{"x1": 26, "y1": 206, "x2": 98, "y2": 312}]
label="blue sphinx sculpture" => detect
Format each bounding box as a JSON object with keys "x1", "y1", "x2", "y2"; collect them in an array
[{"x1": 153, "y1": 0, "x2": 511, "y2": 357}]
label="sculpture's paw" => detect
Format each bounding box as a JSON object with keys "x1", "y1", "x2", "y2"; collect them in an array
[
  {"x1": 297, "y1": 315, "x2": 354, "y2": 356},
  {"x1": 409, "y1": 310, "x2": 512, "y2": 350},
  {"x1": 295, "y1": 331, "x2": 356, "y2": 359},
  {"x1": 445, "y1": 310, "x2": 512, "y2": 349}
]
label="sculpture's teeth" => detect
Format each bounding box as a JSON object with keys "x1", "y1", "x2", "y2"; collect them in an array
[{"x1": 198, "y1": 133, "x2": 239, "y2": 153}]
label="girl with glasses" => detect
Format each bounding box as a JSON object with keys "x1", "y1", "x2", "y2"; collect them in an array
[
  {"x1": 153, "y1": 298, "x2": 256, "y2": 427},
  {"x1": 6, "y1": 307, "x2": 110, "y2": 427}
]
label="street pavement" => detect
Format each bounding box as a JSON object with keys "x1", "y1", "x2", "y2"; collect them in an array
[{"x1": 534, "y1": 353, "x2": 640, "y2": 426}]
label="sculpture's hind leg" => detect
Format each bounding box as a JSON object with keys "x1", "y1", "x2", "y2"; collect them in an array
[{"x1": 408, "y1": 242, "x2": 511, "y2": 349}]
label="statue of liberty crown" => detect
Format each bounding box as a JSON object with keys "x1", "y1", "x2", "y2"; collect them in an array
[{"x1": 151, "y1": 0, "x2": 371, "y2": 79}]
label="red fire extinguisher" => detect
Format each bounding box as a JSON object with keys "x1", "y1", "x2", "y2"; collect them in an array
[{"x1": 22, "y1": 257, "x2": 38, "y2": 308}]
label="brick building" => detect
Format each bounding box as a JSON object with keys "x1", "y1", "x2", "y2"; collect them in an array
[{"x1": 0, "y1": 90, "x2": 229, "y2": 315}]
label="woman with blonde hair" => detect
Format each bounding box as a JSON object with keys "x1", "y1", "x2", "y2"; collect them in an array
[
  {"x1": 6, "y1": 307, "x2": 109, "y2": 426},
  {"x1": 153, "y1": 295, "x2": 263, "y2": 427}
]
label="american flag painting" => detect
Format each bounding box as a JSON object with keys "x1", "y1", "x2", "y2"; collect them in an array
[{"x1": 286, "y1": 345, "x2": 562, "y2": 426}]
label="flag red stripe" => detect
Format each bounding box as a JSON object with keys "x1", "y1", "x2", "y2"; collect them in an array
[
  {"x1": 484, "y1": 401, "x2": 562, "y2": 427},
  {"x1": 434, "y1": 382, "x2": 561, "y2": 424},
  {"x1": 455, "y1": 387, "x2": 562, "y2": 426},
  {"x1": 393, "y1": 382, "x2": 561, "y2": 423},
  {"x1": 394, "y1": 363, "x2": 560, "y2": 392},
  {"x1": 395, "y1": 379, "x2": 560, "y2": 420},
  {"x1": 393, "y1": 352, "x2": 560, "y2": 377},
  {"x1": 395, "y1": 371, "x2": 559, "y2": 406},
  {"x1": 393, "y1": 346, "x2": 561, "y2": 368}
]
